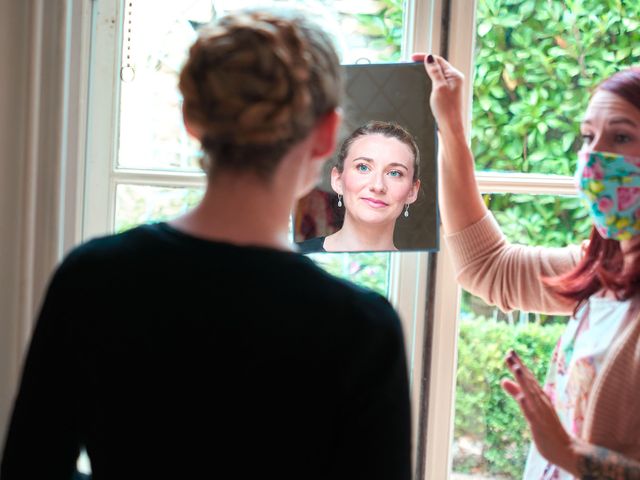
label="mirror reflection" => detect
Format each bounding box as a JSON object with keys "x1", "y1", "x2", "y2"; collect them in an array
[{"x1": 294, "y1": 62, "x2": 438, "y2": 253}]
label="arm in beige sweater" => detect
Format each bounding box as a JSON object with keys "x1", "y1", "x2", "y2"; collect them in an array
[
  {"x1": 446, "y1": 213, "x2": 582, "y2": 315},
  {"x1": 419, "y1": 54, "x2": 583, "y2": 315}
]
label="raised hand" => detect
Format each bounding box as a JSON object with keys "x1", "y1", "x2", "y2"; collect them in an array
[
  {"x1": 502, "y1": 349, "x2": 580, "y2": 476},
  {"x1": 412, "y1": 53, "x2": 465, "y2": 133}
]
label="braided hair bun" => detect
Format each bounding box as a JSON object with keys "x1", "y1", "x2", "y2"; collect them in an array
[{"x1": 179, "y1": 10, "x2": 342, "y2": 179}]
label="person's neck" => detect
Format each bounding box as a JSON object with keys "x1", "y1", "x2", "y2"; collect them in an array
[
  {"x1": 169, "y1": 172, "x2": 294, "y2": 251},
  {"x1": 325, "y1": 215, "x2": 397, "y2": 252}
]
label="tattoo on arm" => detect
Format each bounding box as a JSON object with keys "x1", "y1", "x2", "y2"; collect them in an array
[{"x1": 577, "y1": 445, "x2": 640, "y2": 480}]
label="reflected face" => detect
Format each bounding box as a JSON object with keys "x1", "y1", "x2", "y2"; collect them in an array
[
  {"x1": 580, "y1": 90, "x2": 640, "y2": 158},
  {"x1": 331, "y1": 134, "x2": 420, "y2": 226}
]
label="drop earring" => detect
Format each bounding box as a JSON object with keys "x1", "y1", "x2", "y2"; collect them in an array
[
  {"x1": 404, "y1": 204, "x2": 409, "y2": 218},
  {"x1": 337, "y1": 194, "x2": 343, "y2": 208}
]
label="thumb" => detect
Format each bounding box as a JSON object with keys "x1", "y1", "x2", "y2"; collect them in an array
[{"x1": 501, "y1": 378, "x2": 522, "y2": 399}]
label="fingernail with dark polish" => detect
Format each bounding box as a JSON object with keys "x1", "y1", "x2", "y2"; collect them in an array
[
  {"x1": 514, "y1": 366, "x2": 522, "y2": 377},
  {"x1": 506, "y1": 356, "x2": 515, "y2": 366},
  {"x1": 427, "y1": 54, "x2": 434, "y2": 64}
]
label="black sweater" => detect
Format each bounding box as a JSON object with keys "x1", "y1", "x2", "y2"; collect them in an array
[{"x1": 1, "y1": 223, "x2": 411, "y2": 480}]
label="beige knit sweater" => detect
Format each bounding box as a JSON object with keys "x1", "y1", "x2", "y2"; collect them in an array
[{"x1": 445, "y1": 212, "x2": 640, "y2": 461}]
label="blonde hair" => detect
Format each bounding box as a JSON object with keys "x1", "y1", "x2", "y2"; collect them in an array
[{"x1": 179, "y1": 10, "x2": 342, "y2": 180}]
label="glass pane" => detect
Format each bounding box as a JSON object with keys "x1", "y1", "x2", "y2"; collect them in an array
[
  {"x1": 307, "y1": 252, "x2": 390, "y2": 297},
  {"x1": 452, "y1": 193, "x2": 591, "y2": 479},
  {"x1": 472, "y1": 0, "x2": 640, "y2": 175},
  {"x1": 117, "y1": 0, "x2": 405, "y2": 172},
  {"x1": 115, "y1": 184, "x2": 204, "y2": 233}
]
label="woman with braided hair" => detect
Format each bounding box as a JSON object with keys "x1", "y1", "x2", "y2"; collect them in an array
[{"x1": 1, "y1": 10, "x2": 411, "y2": 480}]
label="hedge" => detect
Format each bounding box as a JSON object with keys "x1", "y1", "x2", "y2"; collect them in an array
[{"x1": 454, "y1": 318, "x2": 565, "y2": 477}]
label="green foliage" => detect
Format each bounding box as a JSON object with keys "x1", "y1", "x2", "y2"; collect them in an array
[
  {"x1": 491, "y1": 193, "x2": 592, "y2": 248},
  {"x1": 454, "y1": 318, "x2": 565, "y2": 478},
  {"x1": 307, "y1": 252, "x2": 390, "y2": 296},
  {"x1": 474, "y1": 0, "x2": 640, "y2": 176},
  {"x1": 115, "y1": 186, "x2": 204, "y2": 233},
  {"x1": 352, "y1": 0, "x2": 404, "y2": 61},
  {"x1": 473, "y1": 0, "x2": 640, "y2": 262}
]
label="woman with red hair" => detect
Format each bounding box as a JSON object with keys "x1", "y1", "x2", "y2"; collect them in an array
[{"x1": 420, "y1": 52, "x2": 640, "y2": 479}]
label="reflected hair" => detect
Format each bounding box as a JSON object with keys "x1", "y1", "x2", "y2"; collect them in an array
[
  {"x1": 335, "y1": 121, "x2": 420, "y2": 182},
  {"x1": 543, "y1": 67, "x2": 640, "y2": 311},
  {"x1": 178, "y1": 9, "x2": 343, "y2": 180}
]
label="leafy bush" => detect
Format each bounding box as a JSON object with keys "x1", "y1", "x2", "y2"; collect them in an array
[
  {"x1": 462, "y1": 0, "x2": 640, "y2": 326},
  {"x1": 352, "y1": 0, "x2": 404, "y2": 61},
  {"x1": 472, "y1": 0, "x2": 640, "y2": 260},
  {"x1": 473, "y1": 0, "x2": 640, "y2": 176},
  {"x1": 307, "y1": 252, "x2": 390, "y2": 296},
  {"x1": 454, "y1": 318, "x2": 565, "y2": 478}
]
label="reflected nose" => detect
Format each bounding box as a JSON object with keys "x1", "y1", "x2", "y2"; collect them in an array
[{"x1": 369, "y1": 173, "x2": 387, "y2": 193}]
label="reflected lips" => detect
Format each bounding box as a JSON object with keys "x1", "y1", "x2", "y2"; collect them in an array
[{"x1": 362, "y1": 197, "x2": 388, "y2": 208}]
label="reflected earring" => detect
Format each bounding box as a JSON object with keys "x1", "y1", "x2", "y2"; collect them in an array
[
  {"x1": 404, "y1": 204, "x2": 409, "y2": 218},
  {"x1": 337, "y1": 194, "x2": 343, "y2": 208}
]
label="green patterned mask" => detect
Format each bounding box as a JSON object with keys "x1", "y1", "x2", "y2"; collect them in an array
[{"x1": 576, "y1": 150, "x2": 640, "y2": 241}]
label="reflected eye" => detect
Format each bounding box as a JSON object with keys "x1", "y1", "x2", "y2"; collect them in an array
[
  {"x1": 356, "y1": 163, "x2": 370, "y2": 173},
  {"x1": 387, "y1": 170, "x2": 403, "y2": 178}
]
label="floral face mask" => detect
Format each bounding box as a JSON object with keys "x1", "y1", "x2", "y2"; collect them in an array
[{"x1": 576, "y1": 150, "x2": 640, "y2": 241}]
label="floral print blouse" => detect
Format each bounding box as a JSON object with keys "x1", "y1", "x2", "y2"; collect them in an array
[{"x1": 523, "y1": 295, "x2": 630, "y2": 480}]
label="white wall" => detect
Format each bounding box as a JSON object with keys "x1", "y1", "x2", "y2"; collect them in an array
[{"x1": 0, "y1": 0, "x2": 30, "y2": 451}]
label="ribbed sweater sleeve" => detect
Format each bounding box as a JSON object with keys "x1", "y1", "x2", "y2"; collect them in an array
[
  {"x1": 445, "y1": 212, "x2": 582, "y2": 315},
  {"x1": 584, "y1": 312, "x2": 640, "y2": 460}
]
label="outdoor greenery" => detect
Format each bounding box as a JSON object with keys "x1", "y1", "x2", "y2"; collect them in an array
[
  {"x1": 454, "y1": 318, "x2": 565, "y2": 478},
  {"x1": 307, "y1": 252, "x2": 390, "y2": 296},
  {"x1": 474, "y1": 0, "x2": 640, "y2": 175},
  {"x1": 352, "y1": 0, "x2": 404, "y2": 61},
  {"x1": 473, "y1": 0, "x2": 640, "y2": 246},
  {"x1": 115, "y1": 186, "x2": 203, "y2": 233}
]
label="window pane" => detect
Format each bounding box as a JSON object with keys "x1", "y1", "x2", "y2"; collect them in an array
[
  {"x1": 452, "y1": 193, "x2": 590, "y2": 479},
  {"x1": 115, "y1": 184, "x2": 204, "y2": 233},
  {"x1": 472, "y1": 0, "x2": 640, "y2": 175},
  {"x1": 117, "y1": 0, "x2": 210, "y2": 172},
  {"x1": 117, "y1": 0, "x2": 405, "y2": 172},
  {"x1": 306, "y1": 252, "x2": 391, "y2": 297}
]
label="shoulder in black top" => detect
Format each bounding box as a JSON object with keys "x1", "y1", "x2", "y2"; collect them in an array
[
  {"x1": 1, "y1": 223, "x2": 411, "y2": 480},
  {"x1": 296, "y1": 235, "x2": 326, "y2": 253}
]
